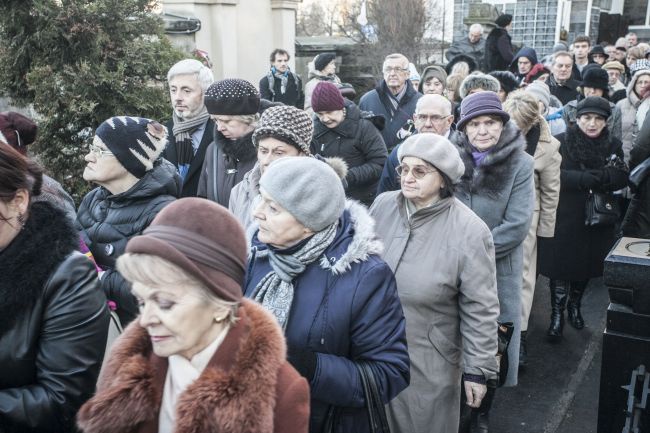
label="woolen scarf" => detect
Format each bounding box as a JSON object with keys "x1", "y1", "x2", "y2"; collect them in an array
[
  {"x1": 172, "y1": 106, "x2": 210, "y2": 166},
  {"x1": 251, "y1": 222, "x2": 338, "y2": 328},
  {"x1": 266, "y1": 67, "x2": 297, "y2": 96},
  {"x1": 565, "y1": 125, "x2": 612, "y2": 169}
]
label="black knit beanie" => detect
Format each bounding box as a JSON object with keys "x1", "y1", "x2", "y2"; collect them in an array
[{"x1": 315, "y1": 53, "x2": 336, "y2": 72}]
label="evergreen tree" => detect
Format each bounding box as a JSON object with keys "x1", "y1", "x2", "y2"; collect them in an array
[{"x1": 0, "y1": 0, "x2": 184, "y2": 200}]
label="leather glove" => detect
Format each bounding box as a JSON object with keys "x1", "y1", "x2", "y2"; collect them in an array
[
  {"x1": 287, "y1": 346, "x2": 317, "y2": 381},
  {"x1": 579, "y1": 171, "x2": 600, "y2": 189}
]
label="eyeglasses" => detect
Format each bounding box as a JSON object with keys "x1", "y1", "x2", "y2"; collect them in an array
[
  {"x1": 88, "y1": 144, "x2": 114, "y2": 158},
  {"x1": 415, "y1": 114, "x2": 451, "y2": 123},
  {"x1": 395, "y1": 164, "x2": 437, "y2": 179},
  {"x1": 383, "y1": 66, "x2": 409, "y2": 74}
]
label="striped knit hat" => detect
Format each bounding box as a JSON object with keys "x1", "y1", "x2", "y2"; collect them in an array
[{"x1": 252, "y1": 105, "x2": 313, "y2": 155}]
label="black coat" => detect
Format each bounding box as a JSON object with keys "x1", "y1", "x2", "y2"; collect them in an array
[
  {"x1": 546, "y1": 76, "x2": 580, "y2": 105},
  {"x1": 76, "y1": 159, "x2": 179, "y2": 325},
  {"x1": 0, "y1": 202, "x2": 109, "y2": 433},
  {"x1": 162, "y1": 118, "x2": 215, "y2": 197},
  {"x1": 485, "y1": 27, "x2": 514, "y2": 72},
  {"x1": 538, "y1": 128, "x2": 629, "y2": 281},
  {"x1": 621, "y1": 111, "x2": 650, "y2": 238},
  {"x1": 259, "y1": 71, "x2": 304, "y2": 108},
  {"x1": 311, "y1": 101, "x2": 388, "y2": 205}
]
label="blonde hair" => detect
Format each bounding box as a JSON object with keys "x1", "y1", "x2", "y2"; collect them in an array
[
  {"x1": 503, "y1": 90, "x2": 541, "y2": 134},
  {"x1": 446, "y1": 74, "x2": 464, "y2": 103},
  {"x1": 628, "y1": 45, "x2": 646, "y2": 62},
  {"x1": 450, "y1": 61, "x2": 470, "y2": 79},
  {"x1": 116, "y1": 253, "x2": 239, "y2": 325}
]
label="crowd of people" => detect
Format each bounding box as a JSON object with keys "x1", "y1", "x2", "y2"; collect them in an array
[{"x1": 1, "y1": 13, "x2": 649, "y2": 433}]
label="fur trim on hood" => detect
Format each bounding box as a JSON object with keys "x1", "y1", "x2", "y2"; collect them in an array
[{"x1": 320, "y1": 200, "x2": 384, "y2": 275}]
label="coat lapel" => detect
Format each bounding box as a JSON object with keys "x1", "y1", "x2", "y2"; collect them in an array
[{"x1": 185, "y1": 119, "x2": 214, "y2": 183}]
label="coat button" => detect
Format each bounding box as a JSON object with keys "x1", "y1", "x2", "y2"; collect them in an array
[{"x1": 105, "y1": 244, "x2": 115, "y2": 256}]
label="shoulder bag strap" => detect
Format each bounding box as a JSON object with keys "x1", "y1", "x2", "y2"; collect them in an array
[{"x1": 357, "y1": 361, "x2": 391, "y2": 433}]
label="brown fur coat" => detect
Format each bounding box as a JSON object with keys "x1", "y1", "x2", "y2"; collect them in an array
[{"x1": 77, "y1": 299, "x2": 309, "y2": 433}]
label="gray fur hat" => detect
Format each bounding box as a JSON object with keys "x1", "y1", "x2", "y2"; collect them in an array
[
  {"x1": 259, "y1": 156, "x2": 346, "y2": 232},
  {"x1": 397, "y1": 133, "x2": 465, "y2": 184},
  {"x1": 459, "y1": 73, "x2": 501, "y2": 99}
]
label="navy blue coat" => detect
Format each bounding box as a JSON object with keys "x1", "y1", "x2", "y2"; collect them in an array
[
  {"x1": 244, "y1": 202, "x2": 409, "y2": 433},
  {"x1": 359, "y1": 80, "x2": 421, "y2": 152}
]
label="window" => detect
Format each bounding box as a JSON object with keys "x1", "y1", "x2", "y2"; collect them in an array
[{"x1": 624, "y1": 0, "x2": 648, "y2": 26}]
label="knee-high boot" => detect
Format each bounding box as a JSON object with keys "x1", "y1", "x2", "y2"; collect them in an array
[
  {"x1": 547, "y1": 279, "x2": 569, "y2": 339},
  {"x1": 567, "y1": 280, "x2": 588, "y2": 329}
]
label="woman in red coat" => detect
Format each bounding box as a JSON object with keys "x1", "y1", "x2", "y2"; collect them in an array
[{"x1": 77, "y1": 198, "x2": 309, "y2": 433}]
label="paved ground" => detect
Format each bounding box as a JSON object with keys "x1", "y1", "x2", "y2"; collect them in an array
[{"x1": 490, "y1": 276, "x2": 609, "y2": 433}]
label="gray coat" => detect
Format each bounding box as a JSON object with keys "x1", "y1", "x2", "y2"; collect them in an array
[
  {"x1": 456, "y1": 121, "x2": 535, "y2": 387},
  {"x1": 228, "y1": 163, "x2": 261, "y2": 241},
  {"x1": 445, "y1": 36, "x2": 486, "y2": 71},
  {"x1": 371, "y1": 193, "x2": 499, "y2": 433}
]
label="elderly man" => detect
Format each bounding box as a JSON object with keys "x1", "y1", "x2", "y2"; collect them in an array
[
  {"x1": 163, "y1": 59, "x2": 214, "y2": 197},
  {"x1": 603, "y1": 61, "x2": 627, "y2": 100},
  {"x1": 360, "y1": 53, "x2": 422, "y2": 152},
  {"x1": 445, "y1": 23, "x2": 486, "y2": 71},
  {"x1": 546, "y1": 51, "x2": 580, "y2": 104},
  {"x1": 76, "y1": 116, "x2": 180, "y2": 325},
  {"x1": 626, "y1": 32, "x2": 638, "y2": 48},
  {"x1": 259, "y1": 48, "x2": 304, "y2": 108},
  {"x1": 377, "y1": 94, "x2": 457, "y2": 193}
]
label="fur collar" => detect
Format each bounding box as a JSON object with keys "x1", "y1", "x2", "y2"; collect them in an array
[
  {"x1": 0, "y1": 202, "x2": 77, "y2": 335},
  {"x1": 564, "y1": 125, "x2": 614, "y2": 169},
  {"x1": 320, "y1": 200, "x2": 383, "y2": 275},
  {"x1": 215, "y1": 129, "x2": 257, "y2": 166},
  {"x1": 457, "y1": 121, "x2": 526, "y2": 197},
  {"x1": 77, "y1": 299, "x2": 286, "y2": 433}
]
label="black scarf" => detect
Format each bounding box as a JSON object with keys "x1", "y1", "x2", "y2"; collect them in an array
[
  {"x1": 565, "y1": 126, "x2": 612, "y2": 169},
  {"x1": 215, "y1": 129, "x2": 257, "y2": 166},
  {"x1": 0, "y1": 202, "x2": 77, "y2": 335},
  {"x1": 525, "y1": 123, "x2": 541, "y2": 156}
]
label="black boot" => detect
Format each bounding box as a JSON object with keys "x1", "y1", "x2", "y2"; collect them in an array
[
  {"x1": 547, "y1": 280, "x2": 569, "y2": 339},
  {"x1": 519, "y1": 331, "x2": 528, "y2": 368},
  {"x1": 567, "y1": 280, "x2": 587, "y2": 329},
  {"x1": 470, "y1": 384, "x2": 496, "y2": 433}
]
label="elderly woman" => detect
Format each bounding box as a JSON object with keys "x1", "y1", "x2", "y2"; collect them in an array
[
  {"x1": 503, "y1": 91, "x2": 562, "y2": 367},
  {"x1": 613, "y1": 69, "x2": 650, "y2": 164},
  {"x1": 0, "y1": 143, "x2": 109, "y2": 432},
  {"x1": 77, "y1": 198, "x2": 310, "y2": 433},
  {"x1": 198, "y1": 79, "x2": 260, "y2": 206},
  {"x1": 245, "y1": 157, "x2": 409, "y2": 433},
  {"x1": 370, "y1": 134, "x2": 499, "y2": 433},
  {"x1": 538, "y1": 97, "x2": 628, "y2": 339},
  {"x1": 310, "y1": 81, "x2": 387, "y2": 206},
  {"x1": 455, "y1": 91, "x2": 535, "y2": 429}
]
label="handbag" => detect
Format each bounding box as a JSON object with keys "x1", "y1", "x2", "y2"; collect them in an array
[
  {"x1": 496, "y1": 321, "x2": 514, "y2": 387},
  {"x1": 629, "y1": 156, "x2": 650, "y2": 191},
  {"x1": 322, "y1": 361, "x2": 390, "y2": 433},
  {"x1": 584, "y1": 189, "x2": 620, "y2": 227}
]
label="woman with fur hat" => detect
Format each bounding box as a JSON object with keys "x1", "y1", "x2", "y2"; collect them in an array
[
  {"x1": 310, "y1": 81, "x2": 388, "y2": 206},
  {"x1": 197, "y1": 79, "x2": 261, "y2": 207},
  {"x1": 0, "y1": 143, "x2": 109, "y2": 433},
  {"x1": 245, "y1": 156, "x2": 409, "y2": 433},
  {"x1": 370, "y1": 134, "x2": 500, "y2": 433},
  {"x1": 77, "y1": 198, "x2": 310, "y2": 433},
  {"x1": 455, "y1": 91, "x2": 535, "y2": 429},
  {"x1": 485, "y1": 13, "x2": 514, "y2": 72},
  {"x1": 538, "y1": 97, "x2": 628, "y2": 339},
  {"x1": 304, "y1": 52, "x2": 341, "y2": 114},
  {"x1": 489, "y1": 70, "x2": 520, "y2": 101},
  {"x1": 76, "y1": 116, "x2": 180, "y2": 326}
]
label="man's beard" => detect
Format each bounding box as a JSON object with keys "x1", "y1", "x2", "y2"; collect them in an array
[{"x1": 174, "y1": 107, "x2": 199, "y2": 119}]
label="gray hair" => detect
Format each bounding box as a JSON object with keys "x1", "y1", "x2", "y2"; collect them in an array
[
  {"x1": 469, "y1": 23, "x2": 483, "y2": 34},
  {"x1": 383, "y1": 53, "x2": 409, "y2": 69},
  {"x1": 416, "y1": 94, "x2": 452, "y2": 115},
  {"x1": 552, "y1": 51, "x2": 574, "y2": 66},
  {"x1": 167, "y1": 59, "x2": 214, "y2": 92},
  {"x1": 459, "y1": 73, "x2": 500, "y2": 99}
]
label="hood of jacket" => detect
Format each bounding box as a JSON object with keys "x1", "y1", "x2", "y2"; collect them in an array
[
  {"x1": 105, "y1": 158, "x2": 180, "y2": 203},
  {"x1": 77, "y1": 299, "x2": 291, "y2": 433},
  {"x1": 251, "y1": 200, "x2": 382, "y2": 276},
  {"x1": 626, "y1": 70, "x2": 650, "y2": 107},
  {"x1": 457, "y1": 120, "x2": 527, "y2": 196},
  {"x1": 0, "y1": 202, "x2": 77, "y2": 335},
  {"x1": 510, "y1": 47, "x2": 538, "y2": 70}
]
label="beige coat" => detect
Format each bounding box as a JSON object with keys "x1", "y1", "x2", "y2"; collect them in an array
[
  {"x1": 521, "y1": 119, "x2": 562, "y2": 329},
  {"x1": 370, "y1": 192, "x2": 499, "y2": 433}
]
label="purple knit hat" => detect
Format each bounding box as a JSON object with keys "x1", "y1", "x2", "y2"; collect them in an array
[
  {"x1": 312, "y1": 81, "x2": 345, "y2": 112},
  {"x1": 457, "y1": 91, "x2": 510, "y2": 131}
]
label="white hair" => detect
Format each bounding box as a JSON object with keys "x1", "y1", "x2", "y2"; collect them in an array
[
  {"x1": 469, "y1": 23, "x2": 483, "y2": 34},
  {"x1": 167, "y1": 59, "x2": 214, "y2": 92},
  {"x1": 416, "y1": 94, "x2": 452, "y2": 115}
]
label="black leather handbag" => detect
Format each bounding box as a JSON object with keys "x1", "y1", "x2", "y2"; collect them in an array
[
  {"x1": 323, "y1": 361, "x2": 391, "y2": 433},
  {"x1": 584, "y1": 189, "x2": 620, "y2": 227}
]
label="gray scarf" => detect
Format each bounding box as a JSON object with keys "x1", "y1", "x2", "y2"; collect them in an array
[
  {"x1": 171, "y1": 106, "x2": 210, "y2": 166},
  {"x1": 251, "y1": 222, "x2": 338, "y2": 328},
  {"x1": 266, "y1": 68, "x2": 297, "y2": 97}
]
